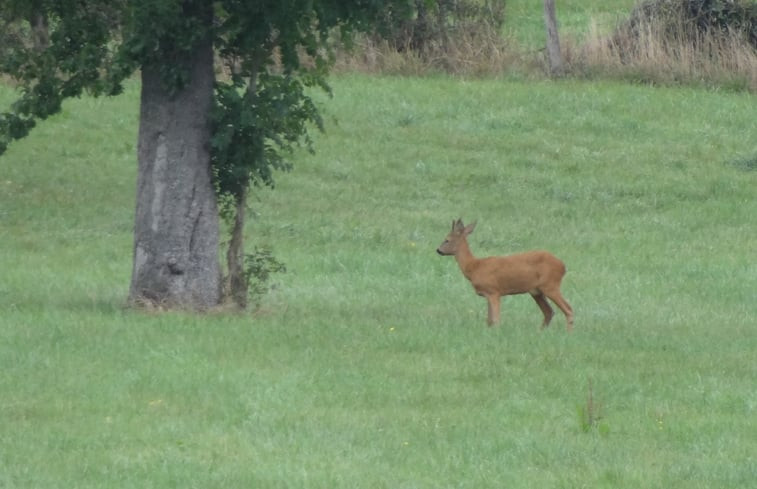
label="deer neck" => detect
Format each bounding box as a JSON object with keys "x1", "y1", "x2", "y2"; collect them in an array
[{"x1": 454, "y1": 239, "x2": 478, "y2": 280}]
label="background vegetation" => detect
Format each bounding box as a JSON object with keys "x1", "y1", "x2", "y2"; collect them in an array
[
  {"x1": 336, "y1": 0, "x2": 757, "y2": 90},
  {"x1": 1, "y1": 1, "x2": 756, "y2": 488}
]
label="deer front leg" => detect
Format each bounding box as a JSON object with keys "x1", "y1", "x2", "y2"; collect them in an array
[{"x1": 485, "y1": 294, "x2": 501, "y2": 326}]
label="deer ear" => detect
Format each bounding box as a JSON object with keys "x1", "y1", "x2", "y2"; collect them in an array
[
  {"x1": 463, "y1": 221, "x2": 477, "y2": 235},
  {"x1": 454, "y1": 218, "x2": 464, "y2": 232}
]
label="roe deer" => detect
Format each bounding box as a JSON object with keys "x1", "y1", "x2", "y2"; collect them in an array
[{"x1": 437, "y1": 219, "x2": 574, "y2": 330}]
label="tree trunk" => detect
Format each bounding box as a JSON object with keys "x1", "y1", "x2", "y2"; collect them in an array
[
  {"x1": 128, "y1": 35, "x2": 221, "y2": 310},
  {"x1": 225, "y1": 187, "x2": 248, "y2": 309},
  {"x1": 543, "y1": 0, "x2": 564, "y2": 76},
  {"x1": 29, "y1": 12, "x2": 49, "y2": 51},
  {"x1": 223, "y1": 64, "x2": 260, "y2": 309}
]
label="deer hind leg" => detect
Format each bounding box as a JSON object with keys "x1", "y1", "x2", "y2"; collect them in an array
[
  {"x1": 542, "y1": 287, "x2": 574, "y2": 332},
  {"x1": 530, "y1": 291, "x2": 554, "y2": 329},
  {"x1": 485, "y1": 295, "x2": 501, "y2": 327}
]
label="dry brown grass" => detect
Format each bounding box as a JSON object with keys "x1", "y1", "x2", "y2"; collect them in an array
[
  {"x1": 334, "y1": 22, "x2": 757, "y2": 91},
  {"x1": 574, "y1": 11, "x2": 757, "y2": 90},
  {"x1": 332, "y1": 23, "x2": 527, "y2": 78}
]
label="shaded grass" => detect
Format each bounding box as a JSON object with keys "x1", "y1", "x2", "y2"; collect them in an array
[{"x1": 2, "y1": 76, "x2": 757, "y2": 488}]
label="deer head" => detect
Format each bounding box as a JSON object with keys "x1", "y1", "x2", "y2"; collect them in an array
[{"x1": 436, "y1": 218, "x2": 476, "y2": 256}]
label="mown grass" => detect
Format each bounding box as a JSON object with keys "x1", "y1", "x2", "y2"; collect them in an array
[{"x1": 2, "y1": 74, "x2": 756, "y2": 488}]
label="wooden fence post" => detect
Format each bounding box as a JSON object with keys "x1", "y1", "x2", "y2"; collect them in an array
[{"x1": 543, "y1": 0, "x2": 564, "y2": 76}]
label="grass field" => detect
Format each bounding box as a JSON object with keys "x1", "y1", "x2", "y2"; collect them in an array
[
  {"x1": 2, "y1": 74, "x2": 756, "y2": 488},
  {"x1": 2, "y1": 1, "x2": 757, "y2": 486}
]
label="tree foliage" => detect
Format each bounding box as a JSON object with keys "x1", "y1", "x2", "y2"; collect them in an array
[
  {"x1": 0, "y1": 0, "x2": 414, "y2": 152},
  {"x1": 0, "y1": 1, "x2": 123, "y2": 152},
  {"x1": 211, "y1": 73, "x2": 322, "y2": 213},
  {"x1": 207, "y1": 1, "x2": 413, "y2": 307}
]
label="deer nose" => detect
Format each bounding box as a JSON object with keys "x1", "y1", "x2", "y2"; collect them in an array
[{"x1": 436, "y1": 248, "x2": 444, "y2": 255}]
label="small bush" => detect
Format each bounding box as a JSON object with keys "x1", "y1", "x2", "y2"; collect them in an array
[
  {"x1": 577, "y1": 379, "x2": 609, "y2": 435},
  {"x1": 244, "y1": 246, "x2": 286, "y2": 311}
]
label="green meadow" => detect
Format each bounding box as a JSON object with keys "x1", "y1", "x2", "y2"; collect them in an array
[
  {"x1": 2, "y1": 2, "x2": 757, "y2": 487},
  {"x1": 3, "y1": 73, "x2": 756, "y2": 489}
]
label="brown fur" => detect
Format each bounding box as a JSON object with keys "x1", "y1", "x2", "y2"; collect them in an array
[{"x1": 437, "y1": 219, "x2": 574, "y2": 330}]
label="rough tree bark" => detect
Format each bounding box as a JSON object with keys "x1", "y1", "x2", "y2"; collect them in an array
[
  {"x1": 128, "y1": 34, "x2": 222, "y2": 310},
  {"x1": 543, "y1": 0, "x2": 564, "y2": 76}
]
